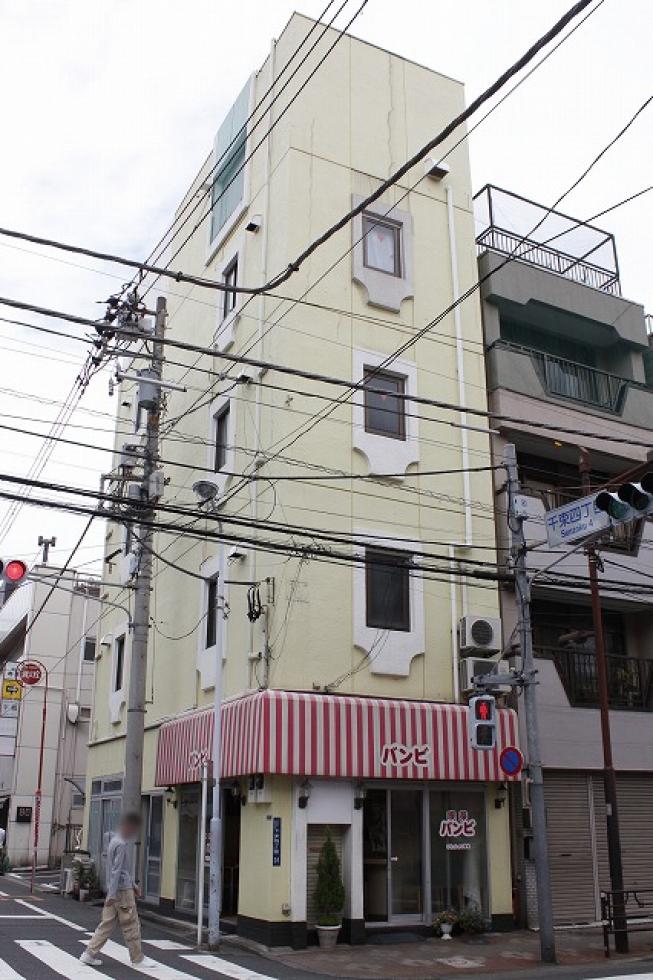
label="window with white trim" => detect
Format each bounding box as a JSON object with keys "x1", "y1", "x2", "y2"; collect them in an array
[
  {"x1": 205, "y1": 576, "x2": 218, "y2": 650},
  {"x1": 362, "y1": 215, "x2": 402, "y2": 277},
  {"x1": 114, "y1": 635, "x2": 125, "y2": 692},
  {"x1": 209, "y1": 81, "x2": 250, "y2": 246},
  {"x1": 365, "y1": 547, "x2": 411, "y2": 632},
  {"x1": 363, "y1": 368, "x2": 406, "y2": 440},
  {"x1": 222, "y1": 257, "x2": 238, "y2": 319},
  {"x1": 214, "y1": 404, "x2": 230, "y2": 473}
]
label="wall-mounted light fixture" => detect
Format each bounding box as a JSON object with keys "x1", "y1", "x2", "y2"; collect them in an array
[
  {"x1": 297, "y1": 779, "x2": 312, "y2": 810},
  {"x1": 163, "y1": 786, "x2": 177, "y2": 808},
  {"x1": 353, "y1": 783, "x2": 367, "y2": 810},
  {"x1": 494, "y1": 782, "x2": 508, "y2": 809}
]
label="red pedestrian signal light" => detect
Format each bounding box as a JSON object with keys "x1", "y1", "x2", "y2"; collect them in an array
[
  {"x1": 468, "y1": 695, "x2": 496, "y2": 750},
  {"x1": 1, "y1": 559, "x2": 28, "y2": 583}
]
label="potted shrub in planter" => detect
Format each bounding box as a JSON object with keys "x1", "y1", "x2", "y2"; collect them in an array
[
  {"x1": 458, "y1": 907, "x2": 486, "y2": 935},
  {"x1": 434, "y1": 908, "x2": 458, "y2": 940},
  {"x1": 313, "y1": 830, "x2": 345, "y2": 949}
]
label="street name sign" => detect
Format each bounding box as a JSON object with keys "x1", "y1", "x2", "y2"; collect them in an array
[{"x1": 544, "y1": 493, "x2": 612, "y2": 548}]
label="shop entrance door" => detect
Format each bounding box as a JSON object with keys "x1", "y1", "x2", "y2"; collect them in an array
[{"x1": 363, "y1": 788, "x2": 423, "y2": 922}]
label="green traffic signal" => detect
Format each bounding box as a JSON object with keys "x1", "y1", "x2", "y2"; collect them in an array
[{"x1": 595, "y1": 491, "x2": 631, "y2": 520}]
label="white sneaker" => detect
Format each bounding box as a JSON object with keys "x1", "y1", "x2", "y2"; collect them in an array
[
  {"x1": 79, "y1": 950, "x2": 103, "y2": 966},
  {"x1": 134, "y1": 956, "x2": 159, "y2": 969}
]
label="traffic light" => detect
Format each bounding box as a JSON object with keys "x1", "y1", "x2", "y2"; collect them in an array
[
  {"x1": 468, "y1": 694, "x2": 496, "y2": 750},
  {"x1": 595, "y1": 473, "x2": 653, "y2": 523},
  {"x1": 0, "y1": 559, "x2": 27, "y2": 583}
]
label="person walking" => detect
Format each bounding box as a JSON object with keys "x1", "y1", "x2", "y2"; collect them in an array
[{"x1": 80, "y1": 811, "x2": 157, "y2": 969}]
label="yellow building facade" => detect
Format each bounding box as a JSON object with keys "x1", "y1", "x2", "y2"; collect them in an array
[{"x1": 86, "y1": 14, "x2": 517, "y2": 946}]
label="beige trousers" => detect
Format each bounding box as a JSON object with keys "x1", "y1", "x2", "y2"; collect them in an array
[{"x1": 87, "y1": 887, "x2": 143, "y2": 963}]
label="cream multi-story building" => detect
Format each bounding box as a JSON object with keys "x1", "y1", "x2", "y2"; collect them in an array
[
  {"x1": 86, "y1": 14, "x2": 518, "y2": 946},
  {"x1": 0, "y1": 565, "x2": 98, "y2": 867}
]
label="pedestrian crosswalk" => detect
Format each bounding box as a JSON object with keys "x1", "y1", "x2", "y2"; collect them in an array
[{"x1": 0, "y1": 938, "x2": 280, "y2": 980}]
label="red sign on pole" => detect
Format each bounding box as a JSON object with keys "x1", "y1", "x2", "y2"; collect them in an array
[{"x1": 17, "y1": 662, "x2": 42, "y2": 686}]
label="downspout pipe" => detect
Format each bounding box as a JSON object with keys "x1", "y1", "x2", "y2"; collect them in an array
[{"x1": 446, "y1": 185, "x2": 472, "y2": 548}]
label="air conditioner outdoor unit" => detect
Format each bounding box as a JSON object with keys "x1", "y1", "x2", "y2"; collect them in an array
[
  {"x1": 459, "y1": 657, "x2": 500, "y2": 695},
  {"x1": 458, "y1": 615, "x2": 502, "y2": 656}
]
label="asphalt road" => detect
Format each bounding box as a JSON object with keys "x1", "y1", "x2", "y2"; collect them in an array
[{"x1": 0, "y1": 871, "x2": 310, "y2": 980}]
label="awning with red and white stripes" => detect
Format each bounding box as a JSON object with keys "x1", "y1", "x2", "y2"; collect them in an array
[{"x1": 155, "y1": 689, "x2": 519, "y2": 786}]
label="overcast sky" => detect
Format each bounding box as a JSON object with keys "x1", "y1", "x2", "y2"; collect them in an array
[{"x1": 0, "y1": 0, "x2": 651, "y2": 572}]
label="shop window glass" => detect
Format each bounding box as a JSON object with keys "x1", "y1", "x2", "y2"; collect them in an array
[
  {"x1": 430, "y1": 789, "x2": 487, "y2": 915},
  {"x1": 363, "y1": 789, "x2": 388, "y2": 921}
]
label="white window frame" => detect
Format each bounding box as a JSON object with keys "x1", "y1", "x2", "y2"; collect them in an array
[
  {"x1": 109, "y1": 626, "x2": 129, "y2": 724},
  {"x1": 353, "y1": 530, "x2": 425, "y2": 677},
  {"x1": 206, "y1": 393, "x2": 235, "y2": 503},
  {"x1": 352, "y1": 195, "x2": 414, "y2": 313},
  {"x1": 196, "y1": 554, "x2": 225, "y2": 691},
  {"x1": 206, "y1": 75, "x2": 255, "y2": 264},
  {"x1": 213, "y1": 235, "x2": 245, "y2": 353},
  {"x1": 352, "y1": 348, "x2": 419, "y2": 479}
]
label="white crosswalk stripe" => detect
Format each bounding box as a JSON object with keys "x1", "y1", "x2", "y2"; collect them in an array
[
  {"x1": 87, "y1": 938, "x2": 201, "y2": 978},
  {"x1": 144, "y1": 939, "x2": 192, "y2": 950},
  {"x1": 182, "y1": 954, "x2": 276, "y2": 980},
  {"x1": 17, "y1": 940, "x2": 113, "y2": 978},
  {"x1": 14, "y1": 898, "x2": 89, "y2": 931},
  {"x1": 0, "y1": 956, "x2": 24, "y2": 980}
]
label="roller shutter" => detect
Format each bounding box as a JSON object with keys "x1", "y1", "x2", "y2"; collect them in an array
[
  {"x1": 592, "y1": 774, "x2": 653, "y2": 893},
  {"x1": 544, "y1": 772, "x2": 598, "y2": 923},
  {"x1": 306, "y1": 825, "x2": 345, "y2": 926}
]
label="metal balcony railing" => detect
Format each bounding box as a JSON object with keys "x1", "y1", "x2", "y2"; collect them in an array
[
  {"x1": 537, "y1": 646, "x2": 653, "y2": 710},
  {"x1": 492, "y1": 340, "x2": 629, "y2": 413},
  {"x1": 474, "y1": 185, "x2": 621, "y2": 295}
]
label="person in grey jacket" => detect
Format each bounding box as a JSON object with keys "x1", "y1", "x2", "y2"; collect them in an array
[{"x1": 80, "y1": 811, "x2": 157, "y2": 968}]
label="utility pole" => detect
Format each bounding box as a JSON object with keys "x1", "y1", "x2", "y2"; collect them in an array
[
  {"x1": 121, "y1": 296, "x2": 166, "y2": 815},
  {"x1": 579, "y1": 449, "x2": 628, "y2": 953},
  {"x1": 504, "y1": 444, "x2": 556, "y2": 963}
]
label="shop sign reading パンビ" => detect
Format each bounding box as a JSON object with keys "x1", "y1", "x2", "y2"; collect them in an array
[
  {"x1": 380, "y1": 743, "x2": 430, "y2": 767},
  {"x1": 439, "y1": 809, "x2": 477, "y2": 851}
]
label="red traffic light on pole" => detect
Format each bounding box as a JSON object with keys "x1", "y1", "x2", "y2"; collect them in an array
[
  {"x1": 468, "y1": 694, "x2": 497, "y2": 750},
  {"x1": 0, "y1": 559, "x2": 27, "y2": 583}
]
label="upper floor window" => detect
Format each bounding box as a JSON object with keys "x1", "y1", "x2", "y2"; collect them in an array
[
  {"x1": 363, "y1": 215, "x2": 402, "y2": 277},
  {"x1": 210, "y1": 80, "x2": 250, "y2": 247},
  {"x1": 114, "y1": 635, "x2": 125, "y2": 692},
  {"x1": 365, "y1": 547, "x2": 411, "y2": 631},
  {"x1": 214, "y1": 405, "x2": 230, "y2": 472},
  {"x1": 222, "y1": 257, "x2": 238, "y2": 319},
  {"x1": 363, "y1": 368, "x2": 406, "y2": 440},
  {"x1": 206, "y1": 576, "x2": 218, "y2": 649},
  {"x1": 83, "y1": 636, "x2": 97, "y2": 662}
]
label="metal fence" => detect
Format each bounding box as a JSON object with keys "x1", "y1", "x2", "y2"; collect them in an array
[{"x1": 538, "y1": 646, "x2": 653, "y2": 710}]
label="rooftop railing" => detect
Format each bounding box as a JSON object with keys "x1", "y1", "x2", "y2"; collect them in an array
[{"x1": 474, "y1": 185, "x2": 621, "y2": 295}]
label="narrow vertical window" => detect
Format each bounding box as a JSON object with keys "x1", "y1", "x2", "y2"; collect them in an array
[
  {"x1": 214, "y1": 405, "x2": 230, "y2": 472},
  {"x1": 83, "y1": 637, "x2": 97, "y2": 662},
  {"x1": 114, "y1": 636, "x2": 125, "y2": 691},
  {"x1": 222, "y1": 257, "x2": 238, "y2": 319},
  {"x1": 206, "y1": 577, "x2": 218, "y2": 648}
]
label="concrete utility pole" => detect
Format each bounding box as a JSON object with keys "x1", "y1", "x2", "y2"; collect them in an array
[
  {"x1": 504, "y1": 444, "x2": 556, "y2": 964},
  {"x1": 121, "y1": 296, "x2": 166, "y2": 815},
  {"x1": 579, "y1": 449, "x2": 628, "y2": 953}
]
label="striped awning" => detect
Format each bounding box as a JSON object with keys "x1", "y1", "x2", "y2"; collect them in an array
[{"x1": 155, "y1": 690, "x2": 519, "y2": 786}]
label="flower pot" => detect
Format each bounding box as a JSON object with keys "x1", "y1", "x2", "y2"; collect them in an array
[
  {"x1": 440, "y1": 922, "x2": 453, "y2": 940},
  {"x1": 316, "y1": 924, "x2": 340, "y2": 949}
]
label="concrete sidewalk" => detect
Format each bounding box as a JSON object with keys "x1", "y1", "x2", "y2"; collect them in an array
[{"x1": 264, "y1": 927, "x2": 653, "y2": 979}]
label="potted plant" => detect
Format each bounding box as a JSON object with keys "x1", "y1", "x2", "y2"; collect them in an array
[
  {"x1": 434, "y1": 908, "x2": 458, "y2": 939},
  {"x1": 458, "y1": 906, "x2": 486, "y2": 935},
  {"x1": 313, "y1": 830, "x2": 345, "y2": 948}
]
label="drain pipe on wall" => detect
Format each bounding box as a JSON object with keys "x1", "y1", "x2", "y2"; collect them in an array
[
  {"x1": 446, "y1": 186, "x2": 473, "y2": 702},
  {"x1": 248, "y1": 41, "x2": 275, "y2": 690}
]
